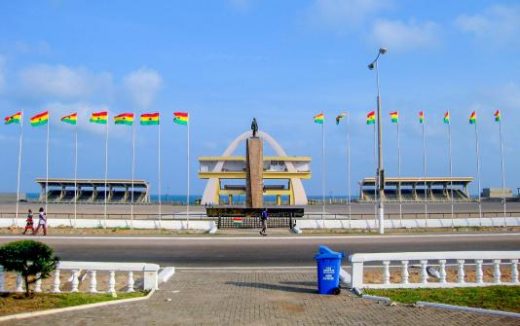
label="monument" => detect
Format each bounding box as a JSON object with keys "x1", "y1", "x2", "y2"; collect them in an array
[
  {"x1": 201, "y1": 118, "x2": 306, "y2": 227},
  {"x1": 246, "y1": 118, "x2": 263, "y2": 208}
]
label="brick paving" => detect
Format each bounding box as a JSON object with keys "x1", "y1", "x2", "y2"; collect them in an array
[{"x1": 5, "y1": 270, "x2": 518, "y2": 326}]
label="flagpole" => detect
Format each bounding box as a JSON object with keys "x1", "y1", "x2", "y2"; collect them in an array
[
  {"x1": 158, "y1": 118, "x2": 162, "y2": 224},
  {"x1": 447, "y1": 114, "x2": 454, "y2": 227},
  {"x1": 321, "y1": 120, "x2": 325, "y2": 217},
  {"x1": 498, "y1": 117, "x2": 507, "y2": 225},
  {"x1": 397, "y1": 118, "x2": 402, "y2": 223},
  {"x1": 473, "y1": 114, "x2": 482, "y2": 225},
  {"x1": 45, "y1": 115, "x2": 50, "y2": 214},
  {"x1": 15, "y1": 111, "x2": 24, "y2": 227},
  {"x1": 347, "y1": 114, "x2": 352, "y2": 220},
  {"x1": 186, "y1": 118, "x2": 190, "y2": 227},
  {"x1": 74, "y1": 117, "x2": 78, "y2": 228},
  {"x1": 104, "y1": 115, "x2": 109, "y2": 228},
  {"x1": 373, "y1": 122, "x2": 377, "y2": 224},
  {"x1": 422, "y1": 116, "x2": 428, "y2": 225},
  {"x1": 131, "y1": 117, "x2": 135, "y2": 228}
]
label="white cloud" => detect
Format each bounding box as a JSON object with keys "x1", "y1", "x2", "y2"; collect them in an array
[
  {"x1": 371, "y1": 19, "x2": 439, "y2": 51},
  {"x1": 307, "y1": 0, "x2": 392, "y2": 30},
  {"x1": 18, "y1": 64, "x2": 113, "y2": 100},
  {"x1": 455, "y1": 5, "x2": 520, "y2": 45},
  {"x1": 123, "y1": 67, "x2": 162, "y2": 109}
]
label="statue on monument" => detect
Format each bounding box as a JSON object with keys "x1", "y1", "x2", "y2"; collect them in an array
[{"x1": 251, "y1": 118, "x2": 258, "y2": 137}]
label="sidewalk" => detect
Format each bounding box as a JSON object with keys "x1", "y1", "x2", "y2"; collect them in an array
[{"x1": 5, "y1": 270, "x2": 517, "y2": 325}]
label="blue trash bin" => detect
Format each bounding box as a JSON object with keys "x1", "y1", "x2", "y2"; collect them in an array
[{"x1": 314, "y1": 245, "x2": 344, "y2": 295}]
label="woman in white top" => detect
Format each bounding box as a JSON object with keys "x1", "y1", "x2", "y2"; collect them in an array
[{"x1": 34, "y1": 207, "x2": 47, "y2": 236}]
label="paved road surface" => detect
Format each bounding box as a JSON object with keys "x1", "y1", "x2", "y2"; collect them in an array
[{"x1": 1, "y1": 233, "x2": 518, "y2": 267}]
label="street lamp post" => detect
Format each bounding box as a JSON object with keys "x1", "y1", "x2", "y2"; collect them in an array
[{"x1": 368, "y1": 48, "x2": 387, "y2": 234}]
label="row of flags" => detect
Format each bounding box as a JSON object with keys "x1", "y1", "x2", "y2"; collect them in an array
[
  {"x1": 4, "y1": 111, "x2": 190, "y2": 127},
  {"x1": 313, "y1": 110, "x2": 503, "y2": 125}
]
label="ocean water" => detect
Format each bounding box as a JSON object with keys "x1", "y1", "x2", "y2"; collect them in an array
[{"x1": 26, "y1": 192, "x2": 355, "y2": 205}]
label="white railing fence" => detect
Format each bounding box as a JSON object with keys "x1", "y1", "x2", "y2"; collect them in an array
[
  {"x1": 0, "y1": 261, "x2": 160, "y2": 293},
  {"x1": 348, "y1": 251, "x2": 519, "y2": 289}
]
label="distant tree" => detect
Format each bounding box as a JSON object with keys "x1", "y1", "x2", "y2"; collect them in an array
[{"x1": 0, "y1": 240, "x2": 59, "y2": 296}]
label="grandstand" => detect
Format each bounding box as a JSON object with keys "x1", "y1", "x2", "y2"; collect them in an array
[
  {"x1": 35, "y1": 178, "x2": 150, "y2": 203},
  {"x1": 359, "y1": 177, "x2": 473, "y2": 202}
]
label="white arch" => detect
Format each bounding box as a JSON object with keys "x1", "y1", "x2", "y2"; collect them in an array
[{"x1": 201, "y1": 131, "x2": 308, "y2": 205}]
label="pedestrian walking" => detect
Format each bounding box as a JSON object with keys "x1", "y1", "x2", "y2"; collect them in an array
[
  {"x1": 22, "y1": 209, "x2": 34, "y2": 235},
  {"x1": 259, "y1": 208, "x2": 269, "y2": 236},
  {"x1": 34, "y1": 207, "x2": 47, "y2": 236}
]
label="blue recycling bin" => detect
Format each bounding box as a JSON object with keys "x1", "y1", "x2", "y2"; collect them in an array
[{"x1": 314, "y1": 245, "x2": 344, "y2": 295}]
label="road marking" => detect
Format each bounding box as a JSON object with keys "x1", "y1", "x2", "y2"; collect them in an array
[{"x1": 1, "y1": 233, "x2": 519, "y2": 241}]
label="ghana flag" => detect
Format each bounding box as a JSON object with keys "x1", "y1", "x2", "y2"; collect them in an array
[
  {"x1": 419, "y1": 111, "x2": 425, "y2": 124},
  {"x1": 173, "y1": 112, "x2": 189, "y2": 125},
  {"x1": 5, "y1": 112, "x2": 22, "y2": 125},
  {"x1": 90, "y1": 111, "x2": 108, "y2": 124},
  {"x1": 469, "y1": 111, "x2": 477, "y2": 124},
  {"x1": 114, "y1": 113, "x2": 134, "y2": 126},
  {"x1": 494, "y1": 110, "x2": 501, "y2": 122},
  {"x1": 390, "y1": 111, "x2": 399, "y2": 123},
  {"x1": 366, "y1": 111, "x2": 375, "y2": 125},
  {"x1": 30, "y1": 111, "x2": 49, "y2": 127},
  {"x1": 335, "y1": 112, "x2": 346, "y2": 125},
  {"x1": 140, "y1": 112, "x2": 160, "y2": 125},
  {"x1": 313, "y1": 113, "x2": 324, "y2": 124},
  {"x1": 443, "y1": 111, "x2": 450, "y2": 124},
  {"x1": 61, "y1": 113, "x2": 77, "y2": 125}
]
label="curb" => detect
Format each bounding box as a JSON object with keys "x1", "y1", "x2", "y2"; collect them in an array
[
  {"x1": 361, "y1": 294, "x2": 392, "y2": 304},
  {"x1": 416, "y1": 301, "x2": 520, "y2": 319},
  {"x1": 0, "y1": 289, "x2": 155, "y2": 323}
]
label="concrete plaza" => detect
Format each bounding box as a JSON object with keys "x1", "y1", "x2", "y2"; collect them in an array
[{"x1": 5, "y1": 270, "x2": 517, "y2": 325}]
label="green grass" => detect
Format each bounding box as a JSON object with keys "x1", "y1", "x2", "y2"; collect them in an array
[
  {"x1": 365, "y1": 286, "x2": 520, "y2": 313},
  {"x1": 0, "y1": 292, "x2": 146, "y2": 316}
]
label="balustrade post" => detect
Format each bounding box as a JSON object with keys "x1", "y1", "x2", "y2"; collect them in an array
[
  {"x1": 439, "y1": 260, "x2": 447, "y2": 284},
  {"x1": 0, "y1": 266, "x2": 4, "y2": 292},
  {"x1": 401, "y1": 261, "x2": 409, "y2": 285},
  {"x1": 71, "y1": 270, "x2": 80, "y2": 292},
  {"x1": 382, "y1": 261, "x2": 390, "y2": 285},
  {"x1": 457, "y1": 260, "x2": 465, "y2": 284},
  {"x1": 476, "y1": 260, "x2": 484, "y2": 284},
  {"x1": 35, "y1": 273, "x2": 42, "y2": 293},
  {"x1": 420, "y1": 260, "x2": 428, "y2": 284},
  {"x1": 15, "y1": 274, "x2": 23, "y2": 292},
  {"x1": 127, "y1": 271, "x2": 135, "y2": 293},
  {"x1": 512, "y1": 259, "x2": 519, "y2": 284},
  {"x1": 108, "y1": 271, "x2": 116, "y2": 294},
  {"x1": 52, "y1": 269, "x2": 61, "y2": 293},
  {"x1": 493, "y1": 260, "x2": 501, "y2": 284},
  {"x1": 89, "y1": 270, "x2": 98, "y2": 293},
  {"x1": 351, "y1": 262, "x2": 364, "y2": 289}
]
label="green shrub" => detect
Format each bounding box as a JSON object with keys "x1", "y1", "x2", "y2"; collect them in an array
[{"x1": 0, "y1": 240, "x2": 59, "y2": 296}]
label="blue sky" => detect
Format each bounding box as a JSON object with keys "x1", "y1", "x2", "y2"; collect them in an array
[{"x1": 0, "y1": 0, "x2": 519, "y2": 197}]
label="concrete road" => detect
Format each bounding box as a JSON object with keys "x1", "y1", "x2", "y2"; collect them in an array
[{"x1": 1, "y1": 233, "x2": 518, "y2": 267}]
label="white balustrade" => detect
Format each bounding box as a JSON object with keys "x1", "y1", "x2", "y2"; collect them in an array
[
  {"x1": 15, "y1": 274, "x2": 23, "y2": 292},
  {"x1": 493, "y1": 260, "x2": 501, "y2": 284},
  {"x1": 401, "y1": 261, "x2": 409, "y2": 285},
  {"x1": 439, "y1": 260, "x2": 447, "y2": 284},
  {"x1": 457, "y1": 259, "x2": 465, "y2": 284},
  {"x1": 127, "y1": 271, "x2": 135, "y2": 293},
  {"x1": 0, "y1": 265, "x2": 4, "y2": 292},
  {"x1": 34, "y1": 273, "x2": 42, "y2": 293},
  {"x1": 512, "y1": 259, "x2": 519, "y2": 283},
  {"x1": 348, "y1": 251, "x2": 520, "y2": 289},
  {"x1": 0, "y1": 261, "x2": 160, "y2": 294},
  {"x1": 89, "y1": 270, "x2": 97, "y2": 293},
  {"x1": 476, "y1": 260, "x2": 483, "y2": 284},
  {"x1": 108, "y1": 271, "x2": 116, "y2": 294}
]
